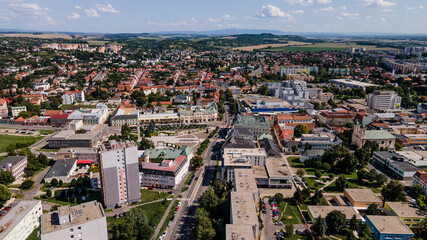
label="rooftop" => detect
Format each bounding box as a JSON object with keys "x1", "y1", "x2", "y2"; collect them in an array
[
  {"x1": 234, "y1": 169, "x2": 258, "y2": 193},
  {"x1": 223, "y1": 148, "x2": 267, "y2": 167},
  {"x1": 0, "y1": 200, "x2": 41, "y2": 239},
  {"x1": 41, "y1": 201, "x2": 105, "y2": 234},
  {"x1": 344, "y1": 189, "x2": 382, "y2": 203},
  {"x1": 331, "y1": 79, "x2": 378, "y2": 87},
  {"x1": 265, "y1": 158, "x2": 292, "y2": 179},
  {"x1": 367, "y1": 215, "x2": 413, "y2": 235},
  {"x1": 144, "y1": 146, "x2": 193, "y2": 160},
  {"x1": 233, "y1": 115, "x2": 270, "y2": 129},
  {"x1": 0, "y1": 156, "x2": 27, "y2": 166},
  {"x1": 230, "y1": 192, "x2": 258, "y2": 226},
  {"x1": 364, "y1": 130, "x2": 395, "y2": 140},
  {"x1": 226, "y1": 224, "x2": 255, "y2": 240},
  {"x1": 386, "y1": 202, "x2": 427, "y2": 218},
  {"x1": 308, "y1": 206, "x2": 362, "y2": 220},
  {"x1": 44, "y1": 159, "x2": 77, "y2": 179}
]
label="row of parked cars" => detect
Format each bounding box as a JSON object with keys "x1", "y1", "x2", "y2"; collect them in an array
[{"x1": 0, "y1": 206, "x2": 12, "y2": 217}]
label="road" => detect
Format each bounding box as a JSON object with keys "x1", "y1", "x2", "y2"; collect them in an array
[{"x1": 0, "y1": 124, "x2": 65, "y2": 131}]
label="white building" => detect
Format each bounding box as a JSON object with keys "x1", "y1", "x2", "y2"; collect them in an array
[
  {"x1": 222, "y1": 148, "x2": 267, "y2": 182},
  {"x1": 0, "y1": 200, "x2": 42, "y2": 240},
  {"x1": 99, "y1": 140, "x2": 141, "y2": 209},
  {"x1": 367, "y1": 90, "x2": 401, "y2": 110},
  {"x1": 299, "y1": 132, "x2": 342, "y2": 152},
  {"x1": 140, "y1": 155, "x2": 190, "y2": 188},
  {"x1": 40, "y1": 201, "x2": 108, "y2": 240},
  {"x1": 62, "y1": 91, "x2": 85, "y2": 105},
  {"x1": 11, "y1": 106, "x2": 27, "y2": 117}
]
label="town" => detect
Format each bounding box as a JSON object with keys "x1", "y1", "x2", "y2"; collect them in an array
[{"x1": 0, "y1": 32, "x2": 426, "y2": 240}]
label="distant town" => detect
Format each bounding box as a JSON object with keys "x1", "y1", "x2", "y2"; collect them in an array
[{"x1": 0, "y1": 33, "x2": 426, "y2": 240}]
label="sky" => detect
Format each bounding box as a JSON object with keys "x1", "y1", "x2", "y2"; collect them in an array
[{"x1": 0, "y1": 0, "x2": 426, "y2": 34}]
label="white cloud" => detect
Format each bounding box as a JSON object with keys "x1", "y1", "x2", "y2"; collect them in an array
[
  {"x1": 84, "y1": 8, "x2": 100, "y2": 17},
  {"x1": 382, "y1": 8, "x2": 393, "y2": 12},
  {"x1": 379, "y1": 18, "x2": 386, "y2": 22},
  {"x1": 147, "y1": 21, "x2": 188, "y2": 26},
  {"x1": 258, "y1": 5, "x2": 292, "y2": 19},
  {"x1": 190, "y1": 17, "x2": 197, "y2": 23},
  {"x1": 341, "y1": 12, "x2": 360, "y2": 18},
  {"x1": 68, "y1": 12, "x2": 80, "y2": 20},
  {"x1": 339, "y1": 6, "x2": 347, "y2": 11},
  {"x1": 291, "y1": 10, "x2": 304, "y2": 14},
  {"x1": 317, "y1": 0, "x2": 332, "y2": 4},
  {"x1": 208, "y1": 14, "x2": 235, "y2": 23},
  {"x1": 74, "y1": 6, "x2": 82, "y2": 10},
  {"x1": 319, "y1": 6, "x2": 336, "y2": 12},
  {"x1": 96, "y1": 3, "x2": 120, "y2": 13},
  {"x1": 45, "y1": 15, "x2": 55, "y2": 25},
  {"x1": 9, "y1": 3, "x2": 50, "y2": 15},
  {"x1": 0, "y1": 16, "x2": 11, "y2": 22},
  {"x1": 285, "y1": 0, "x2": 314, "y2": 6},
  {"x1": 406, "y1": 5, "x2": 424, "y2": 10},
  {"x1": 363, "y1": 0, "x2": 396, "y2": 8}
]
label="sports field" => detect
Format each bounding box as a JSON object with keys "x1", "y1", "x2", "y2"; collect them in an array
[
  {"x1": 261, "y1": 42, "x2": 399, "y2": 52},
  {"x1": 0, "y1": 134, "x2": 44, "y2": 153}
]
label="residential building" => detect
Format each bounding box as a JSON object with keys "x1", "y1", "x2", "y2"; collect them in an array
[
  {"x1": 143, "y1": 146, "x2": 194, "y2": 162},
  {"x1": 233, "y1": 115, "x2": 270, "y2": 138},
  {"x1": 344, "y1": 189, "x2": 382, "y2": 208},
  {"x1": 174, "y1": 95, "x2": 191, "y2": 104},
  {"x1": 48, "y1": 124, "x2": 108, "y2": 148},
  {"x1": 384, "y1": 202, "x2": 426, "y2": 229},
  {"x1": 352, "y1": 125, "x2": 396, "y2": 150},
  {"x1": 234, "y1": 169, "x2": 259, "y2": 201},
  {"x1": 267, "y1": 80, "x2": 310, "y2": 106},
  {"x1": 99, "y1": 140, "x2": 140, "y2": 209},
  {"x1": 140, "y1": 155, "x2": 190, "y2": 188},
  {"x1": 40, "y1": 201, "x2": 108, "y2": 240},
  {"x1": 226, "y1": 225, "x2": 255, "y2": 240},
  {"x1": 229, "y1": 192, "x2": 259, "y2": 240},
  {"x1": 0, "y1": 156, "x2": 27, "y2": 178},
  {"x1": 222, "y1": 148, "x2": 267, "y2": 182},
  {"x1": 413, "y1": 170, "x2": 427, "y2": 195},
  {"x1": 395, "y1": 134, "x2": 427, "y2": 146},
  {"x1": 62, "y1": 91, "x2": 85, "y2": 105},
  {"x1": 178, "y1": 102, "x2": 218, "y2": 124},
  {"x1": 367, "y1": 90, "x2": 401, "y2": 110},
  {"x1": 110, "y1": 102, "x2": 139, "y2": 126},
  {"x1": 372, "y1": 151, "x2": 419, "y2": 179},
  {"x1": 11, "y1": 106, "x2": 27, "y2": 118},
  {"x1": 44, "y1": 159, "x2": 77, "y2": 183},
  {"x1": 0, "y1": 98, "x2": 8, "y2": 117},
  {"x1": 252, "y1": 158, "x2": 293, "y2": 189},
  {"x1": 299, "y1": 131, "x2": 342, "y2": 152},
  {"x1": 0, "y1": 200, "x2": 42, "y2": 240},
  {"x1": 366, "y1": 215, "x2": 414, "y2": 240}
]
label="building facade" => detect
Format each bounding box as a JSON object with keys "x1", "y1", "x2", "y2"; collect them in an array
[
  {"x1": 0, "y1": 156, "x2": 27, "y2": 178},
  {"x1": 367, "y1": 90, "x2": 401, "y2": 110},
  {"x1": 0, "y1": 200, "x2": 42, "y2": 240}
]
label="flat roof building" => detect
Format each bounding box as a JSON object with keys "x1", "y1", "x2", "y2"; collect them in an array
[
  {"x1": 308, "y1": 206, "x2": 363, "y2": 220},
  {"x1": 344, "y1": 189, "x2": 382, "y2": 208},
  {"x1": 40, "y1": 201, "x2": 107, "y2": 240},
  {"x1": 225, "y1": 224, "x2": 255, "y2": 240},
  {"x1": 331, "y1": 79, "x2": 378, "y2": 90},
  {"x1": 0, "y1": 200, "x2": 42, "y2": 240},
  {"x1": 366, "y1": 215, "x2": 414, "y2": 240},
  {"x1": 48, "y1": 124, "x2": 108, "y2": 148},
  {"x1": 384, "y1": 202, "x2": 427, "y2": 229},
  {"x1": 222, "y1": 148, "x2": 267, "y2": 182},
  {"x1": 230, "y1": 192, "x2": 259, "y2": 240},
  {"x1": 0, "y1": 156, "x2": 27, "y2": 178}
]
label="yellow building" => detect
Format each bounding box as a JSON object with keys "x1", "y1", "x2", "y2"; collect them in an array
[
  {"x1": 344, "y1": 189, "x2": 382, "y2": 208},
  {"x1": 384, "y1": 202, "x2": 426, "y2": 229}
]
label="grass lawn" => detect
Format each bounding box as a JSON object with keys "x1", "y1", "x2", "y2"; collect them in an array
[
  {"x1": 303, "y1": 177, "x2": 325, "y2": 192},
  {"x1": 39, "y1": 130, "x2": 54, "y2": 134},
  {"x1": 25, "y1": 227, "x2": 40, "y2": 240},
  {"x1": 281, "y1": 201, "x2": 304, "y2": 224},
  {"x1": 140, "y1": 189, "x2": 171, "y2": 204},
  {"x1": 288, "y1": 157, "x2": 304, "y2": 168},
  {"x1": 39, "y1": 190, "x2": 103, "y2": 206},
  {"x1": 323, "y1": 179, "x2": 363, "y2": 193},
  {"x1": 285, "y1": 234, "x2": 310, "y2": 240},
  {"x1": 0, "y1": 134, "x2": 44, "y2": 153}
]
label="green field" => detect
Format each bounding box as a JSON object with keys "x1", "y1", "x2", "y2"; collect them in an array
[
  {"x1": 39, "y1": 130, "x2": 54, "y2": 135},
  {"x1": 140, "y1": 189, "x2": 171, "y2": 204},
  {"x1": 25, "y1": 227, "x2": 40, "y2": 240},
  {"x1": 261, "y1": 42, "x2": 399, "y2": 52},
  {"x1": 0, "y1": 134, "x2": 44, "y2": 153}
]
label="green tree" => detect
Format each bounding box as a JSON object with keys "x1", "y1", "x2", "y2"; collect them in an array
[
  {"x1": 0, "y1": 184, "x2": 11, "y2": 207},
  {"x1": 20, "y1": 179, "x2": 34, "y2": 189},
  {"x1": 70, "y1": 179, "x2": 77, "y2": 187},
  {"x1": 195, "y1": 208, "x2": 216, "y2": 240},
  {"x1": 354, "y1": 148, "x2": 371, "y2": 167},
  {"x1": 335, "y1": 175, "x2": 348, "y2": 190},
  {"x1": 46, "y1": 189, "x2": 52, "y2": 198},
  {"x1": 199, "y1": 186, "x2": 219, "y2": 212},
  {"x1": 58, "y1": 180, "x2": 63, "y2": 187},
  {"x1": 191, "y1": 155, "x2": 204, "y2": 170},
  {"x1": 381, "y1": 180, "x2": 406, "y2": 204},
  {"x1": 0, "y1": 171, "x2": 15, "y2": 185},
  {"x1": 358, "y1": 222, "x2": 372, "y2": 239},
  {"x1": 313, "y1": 215, "x2": 327, "y2": 237},
  {"x1": 213, "y1": 180, "x2": 227, "y2": 199},
  {"x1": 139, "y1": 137, "x2": 154, "y2": 150},
  {"x1": 294, "y1": 124, "x2": 309, "y2": 138},
  {"x1": 293, "y1": 188, "x2": 303, "y2": 204},
  {"x1": 302, "y1": 188, "x2": 311, "y2": 200},
  {"x1": 366, "y1": 204, "x2": 381, "y2": 215},
  {"x1": 325, "y1": 210, "x2": 346, "y2": 233},
  {"x1": 349, "y1": 214, "x2": 359, "y2": 231},
  {"x1": 315, "y1": 170, "x2": 322, "y2": 179},
  {"x1": 296, "y1": 169, "x2": 305, "y2": 178},
  {"x1": 50, "y1": 178, "x2": 58, "y2": 187},
  {"x1": 121, "y1": 124, "x2": 132, "y2": 139},
  {"x1": 257, "y1": 85, "x2": 269, "y2": 95},
  {"x1": 274, "y1": 193, "x2": 285, "y2": 203},
  {"x1": 285, "y1": 224, "x2": 294, "y2": 238}
]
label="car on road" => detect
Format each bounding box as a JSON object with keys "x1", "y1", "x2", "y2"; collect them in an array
[
  {"x1": 161, "y1": 231, "x2": 167, "y2": 237},
  {"x1": 168, "y1": 191, "x2": 173, "y2": 194},
  {"x1": 168, "y1": 221, "x2": 173, "y2": 227},
  {"x1": 177, "y1": 202, "x2": 181, "y2": 207},
  {"x1": 275, "y1": 222, "x2": 283, "y2": 226},
  {"x1": 175, "y1": 206, "x2": 179, "y2": 211}
]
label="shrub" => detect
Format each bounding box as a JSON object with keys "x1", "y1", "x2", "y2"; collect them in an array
[{"x1": 20, "y1": 179, "x2": 34, "y2": 190}]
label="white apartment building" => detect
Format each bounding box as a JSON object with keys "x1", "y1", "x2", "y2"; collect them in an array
[
  {"x1": 222, "y1": 148, "x2": 267, "y2": 182},
  {"x1": 0, "y1": 200, "x2": 42, "y2": 240},
  {"x1": 99, "y1": 140, "x2": 141, "y2": 209},
  {"x1": 140, "y1": 155, "x2": 190, "y2": 188},
  {"x1": 367, "y1": 90, "x2": 401, "y2": 110},
  {"x1": 299, "y1": 132, "x2": 342, "y2": 152},
  {"x1": 40, "y1": 201, "x2": 107, "y2": 240},
  {"x1": 11, "y1": 106, "x2": 27, "y2": 117},
  {"x1": 62, "y1": 91, "x2": 85, "y2": 105}
]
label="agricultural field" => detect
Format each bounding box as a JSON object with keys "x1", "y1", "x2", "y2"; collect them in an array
[
  {"x1": 260, "y1": 42, "x2": 399, "y2": 52},
  {"x1": 0, "y1": 33, "x2": 73, "y2": 39},
  {"x1": 233, "y1": 41, "x2": 311, "y2": 51}
]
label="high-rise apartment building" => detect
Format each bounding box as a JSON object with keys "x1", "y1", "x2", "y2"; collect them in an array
[
  {"x1": 99, "y1": 140, "x2": 140, "y2": 209},
  {"x1": 367, "y1": 90, "x2": 401, "y2": 110}
]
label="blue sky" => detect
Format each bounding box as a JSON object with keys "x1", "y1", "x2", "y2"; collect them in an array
[{"x1": 0, "y1": 0, "x2": 426, "y2": 33}]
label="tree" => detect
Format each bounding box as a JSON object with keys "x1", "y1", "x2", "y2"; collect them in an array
[
  {"x1": 313, "y1": 215, "x2": 327, "y2": 237},
  {"x1": 70, "y1": 179, "x2": 77, "y2": 187},
  {"x1": 349, "y1": 214, "x2": 359, "y2": 231},
  {"x1": 366, "y1": 204, "x2": 381, "y2": 215},
  {"x1": 20, "y1": 179, "x2": 34, "y2": 189},
  {"x1": 274, "y1": 193, "x2": 285, "y2": 203},
  {"x1": 296, "y1": 169, "x2": 305, "y2": 178},
  {"x1": 311, "y1": 189, "x2": 323, "y2": 205},
  {"x1": 285, "y1": 224, "x2": 294, "y2": 238},
  {"x1": 0, "y1": 184, "x2": 11, "y2": 207},
  {"x1": 199, "y1": 186, "x2": 219, "y2": 212},
  {"x1": 139, "y1": 137, "x2": 154, "y2": 150},
  {"x1": 315, "y1": 170, "x2": 322, "y2": 179},
  {"x1": 0, "y1": 171, "x2": 15, "y2": 185},
  {"x1": 355, "y1": 148, "x2": 371, "y2": 167},
  {"x1": 364, "y1": 140, "x2": 379, "y2": 153},
  {"x1": 213, "y1": 180, "x2": 227, "y2": 199},
  {"x1": 322, "y1": 145, "x2": 356, "y2": 173},
  {"x1": 302, "y1": 188, "x2": 311, "y2": 200},
  {"x1": 325, "y1": 210, "x2": 346, "y2": 233},
  {"x1": 77, "y1": 176, "x2": 84, "y2": 186},
  {"x1": 257, "y1": 85, "x2": 269, "y2": 95},
  {"x1": 191, "y1": 155, "x2": 204, "y2": 170},
  {"x1": 46, "y1": 189, "x2": 52, "y2": 198},
  {"x1": 335, "y1": 175, "x2": 348, "y2": 191},
  {"x1": 195, "y1": 208, "x2": 216, "y2": 240},
  {"x1": 381, "y1": 180, "x2": 406, "y2": 204},
  {"x1": 294, "y1": 124, "x2": 309, "y2": 138},
  {"x1": 373, "y1": 173, "x2": 387, "y2": 187},
  {"x1": 58, "y1": 180, "x2": 63, "y2": 187},
  {"x1": 293, "y1": 188, "x2": 303, "y2": 204},
  {"x1": 358, "y1": 222, "x2": 371, "y2": 239},
  {"x1": 50, "y1": 178, "x2": 58, "y2": 187},
  {"x1": 121, "y1": 124, "x2": 132, "y2": 139}
]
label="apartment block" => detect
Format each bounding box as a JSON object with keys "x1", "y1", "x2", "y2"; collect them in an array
[
  {"x1": 367, "y1": 90, "x2": 401, "y2": 110},
  {"x1": 0, "y1": 156, "x2": 27, "y2": 178},
  {"x1": 99, "y1": 140, "x2": 141, "y2": 209},
  {"x1": 0, "y1": 200, "x2": 42, "y2": 240}
]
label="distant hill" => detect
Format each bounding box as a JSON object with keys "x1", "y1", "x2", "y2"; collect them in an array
[{"x1": 153, "y1": 28, "x2": 288, "y2": 36}]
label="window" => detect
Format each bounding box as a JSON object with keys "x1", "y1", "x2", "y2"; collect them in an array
[
  {"x1": 70, "y1": 229, "x2": 74, "y2": 232},
  {"x1": 78, "y1": 226, "x2": 81, "y2": 230}
]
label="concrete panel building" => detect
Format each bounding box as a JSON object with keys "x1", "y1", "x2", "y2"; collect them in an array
[
  {"x1": 99, "y1": 140, "x2": 140, "y2": 209},
  {"x1": 384, "y1": 202, "x2": 426, "y2": 229},
  {"x1": 367, "y1": 90, "x2": 401, "y2": 110},
  {"x1": 40, "y1": 201, "x2": 107, "y2": 240},
  {"x1": 366, "y1": 215, "x2": 413, "y2": 240},
  {"x1": 0, "y1": 200, "x2": 42, "y2": 240},
  {"x1": 0, "y1": 156, "x2": 27, "y2": 178},
  {"x1": 222, "y1": 148, "x2": 267, "y2": 182}
]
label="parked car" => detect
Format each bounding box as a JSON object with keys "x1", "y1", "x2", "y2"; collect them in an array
[
  {"x1": 168, "y1": 221, "x2": 173, "y2": 227},
  {"x1": 147, "y1": 187, "x2": 154, "y2": 190},
  {"x1": 162, "y1": 231, "x2": 167, "y2": 237},
  {"x1": 177, "y1": 202, "x2": 181, "y2": 207},
  {"x1": 175, "y1": 206, "x2": 179, "y2": 211},
  {"x1": 275, "y1": 222, "x2": 283, "y2": 226}
]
